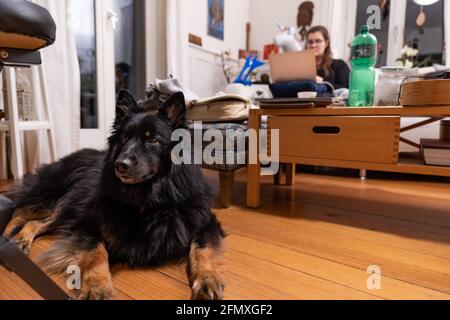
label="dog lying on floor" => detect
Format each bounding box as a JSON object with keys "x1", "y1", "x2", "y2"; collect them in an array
[{"x1": 2, "y1": 90, "x2": 225, "y2": 300}]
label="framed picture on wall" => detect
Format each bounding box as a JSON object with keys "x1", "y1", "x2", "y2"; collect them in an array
[{"x1": 207, "y1": 0, "x2": 224, "y2": 40}]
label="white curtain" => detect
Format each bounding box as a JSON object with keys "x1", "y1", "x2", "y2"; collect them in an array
[
  {"x1": 319, "y1": 0, "x2": 357, "y2": 61},
  {"x1": 166, "y1": 0, "x2": 189, "y2": 85},
  {"x1": 386, "y1": 0, "x2": 407, "y2": 66},
  {"x1": 22, "y1": 0, "x2": 80, "y2": 173},
  {"x1": 445, "y1": 0, "x2": 450, "y2": 66}
]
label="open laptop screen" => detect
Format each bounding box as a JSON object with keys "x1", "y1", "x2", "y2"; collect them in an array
[{"x1": 269, "y1": 50, "x2": 317, "y2": 83}]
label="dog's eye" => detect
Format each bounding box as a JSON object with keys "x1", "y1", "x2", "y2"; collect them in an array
[
  {"x1": 145, "y1": 138, "x2": 159, "y2": 149},
  {"x1": 121, "y1": 137, "x2": 128, "y2": 144}
]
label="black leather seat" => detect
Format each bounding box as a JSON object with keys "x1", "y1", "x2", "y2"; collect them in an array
[
  {"x1": 0, "y1": 0, "x2": 56, "y2": 51},
  {"x1": 0, "y1": 0, "x2": 56, "y2": 69}
]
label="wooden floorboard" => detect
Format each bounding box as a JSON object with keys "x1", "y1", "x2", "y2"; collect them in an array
[
  {"x1": 0, "y1": 169, "x2": 449, "y2": 300},
  {"x1": 226, "y1": 234, "x2": 448, "y2": 300}
]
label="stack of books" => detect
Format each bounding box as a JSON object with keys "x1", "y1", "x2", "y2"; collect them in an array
[{"x1": 420, "y1": 139, "x2": 450, "y2": 167}]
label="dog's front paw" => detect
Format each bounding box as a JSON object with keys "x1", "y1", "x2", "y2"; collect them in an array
[
  {"x1": 77, "y1": 284, "x2": 114, "y2": 300},
  {"x1": 191, "y1": 273, "x2": 224, "y2": 300}
]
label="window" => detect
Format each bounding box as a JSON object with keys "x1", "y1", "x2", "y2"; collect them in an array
[
  {"x1": 72, "y1": 0, "x2": 98, "y2": 129},
  {"x1": 355, "y1": 0, "x2": 391, "y2": 67},
  {"x1": 404, "y1": 0, "x2": 445, "y2": 66},
  {"x1": 113, "y1": 0, "x2": 146, "y2": 99},
  {"x1": 353, "y1": 0, "x2": 446, "y2": 67}
]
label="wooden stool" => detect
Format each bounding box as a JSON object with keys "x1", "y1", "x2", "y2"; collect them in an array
[
  {"x1": 1, "y1": 65, "x2": 57, "y2": 179},
  {"x1": 0, "y1": 0, "x2": 57, "y2": 179}
]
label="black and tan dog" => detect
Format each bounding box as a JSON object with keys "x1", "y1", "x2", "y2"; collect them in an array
[{"x1": 2, "y1": 90, "x2": 225, "y2": 300}]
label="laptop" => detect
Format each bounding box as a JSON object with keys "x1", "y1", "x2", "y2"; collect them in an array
[
  {"x1": 269, "y1": 50, "x2": 317, "y2": 83},
  {"x1": 256, "y1": 97, "x2": 333, "y2": 109}
]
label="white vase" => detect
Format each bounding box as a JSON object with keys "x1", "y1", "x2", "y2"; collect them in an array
[{"x1": 375, "y1": 67, "x2": 410, "y2": 106}]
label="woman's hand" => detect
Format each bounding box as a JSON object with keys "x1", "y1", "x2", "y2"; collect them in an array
[{"x1": 316, "y1": 76, "x2": 324, "y2": 84}]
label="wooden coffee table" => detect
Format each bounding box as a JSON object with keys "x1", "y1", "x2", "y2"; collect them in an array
[{"x1": 247, "y1": 106, "x2": 450, "y2": 208}]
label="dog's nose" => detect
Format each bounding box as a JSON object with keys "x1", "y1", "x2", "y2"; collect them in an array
[{"x1": 115, "y1": 159, "x2": 132, "y2": 173}]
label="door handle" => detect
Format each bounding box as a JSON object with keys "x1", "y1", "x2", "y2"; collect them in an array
[{"x1": 107, "y1": 10, "x2": 118, "y2": 30}]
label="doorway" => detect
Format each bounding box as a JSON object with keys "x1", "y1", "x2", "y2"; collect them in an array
[{"x1": 72, "y1": 0, "x2": 146, "y2": 149}]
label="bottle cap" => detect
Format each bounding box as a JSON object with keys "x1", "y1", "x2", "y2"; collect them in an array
[{"x1": 360, "y1": 25, "x2": 369, "y2": 34}]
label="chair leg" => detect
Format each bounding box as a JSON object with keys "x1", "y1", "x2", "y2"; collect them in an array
[
  {"x1": 37, "y1": 65, "x2": 57, "y2": 162},
  {"x1": 0, "y1": 132, "x2": 8, "y2": 180},
  {"x1": 0, "y1": 237, "x2": 69, "y2": 300},
  {"x1": 219, "y1": 171, "x2": 235, "y2": 208},
  {"x1": 0, "y1": 197, "x2": 68, "y2": 300},
  {"x1": 4, "y1": 67, "x2": 24, "y2": 180}
]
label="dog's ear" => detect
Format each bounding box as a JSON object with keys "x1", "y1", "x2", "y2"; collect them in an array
[
  {"x1": 158, "y1": 92, "x2": 186, "y2": 127},
  {"x1": 116, "y1": 89, "x2": 140, "y2": 120}
]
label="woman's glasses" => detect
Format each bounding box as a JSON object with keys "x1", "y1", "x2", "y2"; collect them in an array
[{"x1": 307, "y1": 39, "x2": 324, "y2": 45}]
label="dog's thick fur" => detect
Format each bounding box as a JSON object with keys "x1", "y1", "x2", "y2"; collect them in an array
[{"x1": 3, "y1": 91, "x2": 225, "y2": 300}]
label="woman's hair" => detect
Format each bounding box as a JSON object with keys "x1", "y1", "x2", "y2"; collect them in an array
[{"x1": 306, "y1": 26, "x2": 333, "y2": 76}]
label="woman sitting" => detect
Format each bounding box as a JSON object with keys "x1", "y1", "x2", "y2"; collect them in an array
[{"x1": 306, "y1": 26, "x2": 350, "y2": 89}]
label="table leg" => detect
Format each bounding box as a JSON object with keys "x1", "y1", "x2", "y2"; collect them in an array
[
  {"x1": 360, "y1": 169, "x2": 367, "y2": 180},
  {"x1": 247, "y1": 111, "x2": 261, "y2": 208},
  {"x1": 274, "y1": 164, "x2": 282, "y2": 185},
  {"x1": 219, "y1": 171, "x2": 235, "y2": 208},
  {"x1": 286, "y1": 163, "x2": 296, "y2": 186}
]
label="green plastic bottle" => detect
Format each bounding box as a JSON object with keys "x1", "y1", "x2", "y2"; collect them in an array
[{"x1": 348, "y1": 25, "x2": 378, "y2": 107}]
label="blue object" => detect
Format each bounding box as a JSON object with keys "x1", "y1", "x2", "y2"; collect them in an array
[
  {"x1": 269, "y1": 80, "x2": 331, "y2": 98},
  {"x1": 234, "y1": 56, "x2": 265, "y2": 86}
]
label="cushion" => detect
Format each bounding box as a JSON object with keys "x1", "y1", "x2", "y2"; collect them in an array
[
  {"x1": 0, "y1": 0, "x2": 56, "y2": 50},
  {"x1": 188, "y1": 122, "x2": 248, "y2": 172},
  {"x1": 187, "y1": 95, "x2": 252, "y2": 123}
]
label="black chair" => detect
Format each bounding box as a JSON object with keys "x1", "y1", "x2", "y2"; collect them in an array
[
  {"x1": 0, "y1": 197, "x2": 68, "y2": 300},
  {"x1": 0, "y1": 0, "x2": 56, "y2": 71},
  {"x1": 0, "y1": 0, "x2": 68, "y2": 300}
]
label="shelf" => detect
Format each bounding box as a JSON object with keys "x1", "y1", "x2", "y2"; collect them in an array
[
  {"x1": 395, "y1": 153, "x2": 450, "y2": 176},
  {"x1": 279, "y1": 153, "x2": 450, "y2": 177}
]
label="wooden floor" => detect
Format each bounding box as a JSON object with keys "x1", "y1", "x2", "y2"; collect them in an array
[{"x1": 1, "y1": 168, "x2": 450, "y2": 300}]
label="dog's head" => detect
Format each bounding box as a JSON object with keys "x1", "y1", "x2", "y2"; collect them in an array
[{"x1": 108, "y1": 89, "x2": 186, "y2": 185}]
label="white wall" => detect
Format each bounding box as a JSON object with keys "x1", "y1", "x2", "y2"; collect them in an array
[
  {"x1": 248, "y1": 0, "x2": 354, "y2": 60},
  {"x1": 187, "y1": 45, "x2": 232, "y2": 98},
  {"x1": 185, "y1": 0, "x2": 250, "y2": 96},
  {"x1": 248, "y1": 0, "x2": 321, "y2": 55},
  {"x1": 187, "y1": 0, "x2": 250, "y2": 58}
]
